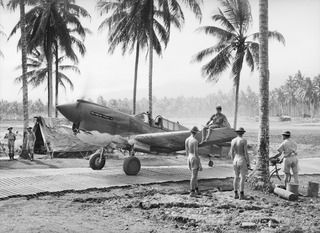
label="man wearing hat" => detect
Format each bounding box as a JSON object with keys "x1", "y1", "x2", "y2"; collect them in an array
[
  {"x1": 229, "y1": 127, "x2": 250, "y2": 200},
  {"x1": 201, "y1": 105, "x2": 230, "y2": 144},
  {"x1": 25, "y1": 127, "x2": 36, "y2": 161},
  {"x1": 274, "y1": 131, "x2": 298, "y2": 187},
  {"x1": 185, "y1": 126, "x2": 202, "y2": 197},
  {"x1": 4, "y1": 127, "x2": 16, "y2": 160}
]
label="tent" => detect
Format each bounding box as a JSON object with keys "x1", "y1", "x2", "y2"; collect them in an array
[{"x1": 33, "y1": 116, "x2": 99, "y2": 158}]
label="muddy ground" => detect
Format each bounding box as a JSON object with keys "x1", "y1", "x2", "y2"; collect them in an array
[{"x1": 0, "y1": 175, "x2": 319, "y2": 233}]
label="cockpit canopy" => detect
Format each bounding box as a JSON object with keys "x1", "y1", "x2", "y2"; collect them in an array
[{"x1": 134, "y1": 113, "x2": 187, "y2": 131}]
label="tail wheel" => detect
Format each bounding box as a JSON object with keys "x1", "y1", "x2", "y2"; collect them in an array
[
  {"x1": 123, "y1": 156, "x2": 141, "y2": 176},
  {"x1": 89, "y1": 153, "x2": 106, "y2": 170}
]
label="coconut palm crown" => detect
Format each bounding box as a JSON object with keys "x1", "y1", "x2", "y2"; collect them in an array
[{"x1": 193, "y1": 0, "x2": 285, "y2": 128}]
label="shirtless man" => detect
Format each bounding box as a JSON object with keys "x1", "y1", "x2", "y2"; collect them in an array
[
  {"x1": 229, "y1": 127, "x2": 250, "y2": 200},
  {"x1": 273, "y1": 131, "x2": 298, "y2": 188},
  {"x1": 185, "y1": 126, "x2": 202, "y2": 197},
  {"x1": 201, "y1": 106, "x2": 230, "y2": 144}
]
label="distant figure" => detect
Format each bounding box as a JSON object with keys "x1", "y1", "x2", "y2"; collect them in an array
[
  {"x1": 229, "y1": 127, "x2": 250, "y2": 200},
  {"x1": 4, "y1": 127, "x2": 16, "y2": 160},
  {"x1": 274, "y1": 131, "x2": 298, "y2": 187},
  {"x1": 47, "y1": 142, "x2": 53, "y2": 159},
  {"x1": 201, "y1": 105, "x2": 230, "y2": 144},
  {"x1": 146, "y1": 111, "x2": 153, "y2": 126},
  {"x1": 25, "y1": 127, "x2": 36, "y2": 161},
  {"x1": 185, "y1": 126, "x2": 202, "y2": 197}
]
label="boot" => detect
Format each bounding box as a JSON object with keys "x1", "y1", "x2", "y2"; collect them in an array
[
  {"x1": 234, "y1": 191, "x2": 239, "y2": 199},
  {"x1": 189, "y1": 190, "x2": 196, "y2": 197},
  {"x1": 239, "y1": 191, "x2": 245, "y2": 200},
  {"x1": 195, "y1": 188, "x2": 201, "y2": 195}
]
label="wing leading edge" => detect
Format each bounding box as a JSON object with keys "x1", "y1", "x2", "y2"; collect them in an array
[{"x1": 130, "y1": 127, "x2": 237, "y2": 153}]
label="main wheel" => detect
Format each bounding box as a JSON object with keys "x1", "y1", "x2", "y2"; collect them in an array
[
  {"x1": 89, "y1": 153, "x2": 106, "y2": 170},
  {"x1": 123, "y1": 156, "x2": 141, "y2": 175}
]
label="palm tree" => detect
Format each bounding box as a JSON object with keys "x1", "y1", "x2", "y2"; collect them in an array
[
  {"x1": 15, "y1": 48, "x2": 79, "y2": 96},
  {"x1": 7, "y1": 0, "x2": 37, "y2": 158},
  {"x1": 54, "y1": 0, "x2": 90, "y2": 117},
  {"x1": 193, "y1": 0, "x2": 285, "y2": 128},
  {"x1": 110, "y1": 0, "x2": 202, "y2": 118},
  {"x1": 9, "y1": 0, "x2": 78, "y2": 117},
  {"x1": 97, "y1": 0, "x2": 175, "y2": 114},
  {"x1": 248, "y1": 0, "x2": 270, "y2": 190}
]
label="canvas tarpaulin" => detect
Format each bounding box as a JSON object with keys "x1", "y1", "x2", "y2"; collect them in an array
[{"x1": 34, "y1": 116, "x2": 99, "y2": 157}]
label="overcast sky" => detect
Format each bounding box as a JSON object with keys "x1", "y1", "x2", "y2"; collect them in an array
[{"x1": 0, "y1": 0, "x2": 319, "y2": 103}]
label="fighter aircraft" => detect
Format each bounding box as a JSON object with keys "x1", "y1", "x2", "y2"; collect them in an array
[{"x1": 57, "y1": 99, "x2": 236, "y2": 175}]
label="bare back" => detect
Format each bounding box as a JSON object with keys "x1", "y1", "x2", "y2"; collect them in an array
[
  {"x1": 230, "y1": 136, "x2": 248, "y2": 160},
  {"x1": 185, "y1": 135, "x2": 198, "y2": 156}
]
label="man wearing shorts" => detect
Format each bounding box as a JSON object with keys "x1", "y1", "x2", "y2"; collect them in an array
[
  {"x1": 4, "y1": 127, "x2": 16, "y2": 160},
  {"x1": 229, "y1": 127, "x2": 250, "y2": 200},
  {"x1": 274, "y1": 131, "x2": 298, "y2": 188},
  {"x1": 185, "y1": 126, "x2": 202, "y2": 197},
  {"x1": 25, "y1": 127, "x2": 36, "y2": 161}
]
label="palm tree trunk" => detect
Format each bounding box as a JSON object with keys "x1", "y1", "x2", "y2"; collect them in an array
[
  {"x1": 148, "y1": 0, "x2": 154, "y2": 119},
  {"x1": 133, "y1": 41, "x2": 140, "y2": 115},
  {"x1": 19, "y1": 0, "x2": 29, "y2": 159},
  {"x1": 55, "y1": 42, "x2": 59, "y2": 118},
  {"x1": 248, "y1": 0, "x2": 270, "y2": 190},
  {"x1": 233, "y1": 75, "x2": 240, "y2": 129},
  {"x1": 47, "y1": 48, "x2": 53, "y2": 117}
]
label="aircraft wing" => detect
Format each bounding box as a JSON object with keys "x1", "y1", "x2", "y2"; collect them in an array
[{"x1": 129, "y1": 127, "x2": 236, "y2": 153}]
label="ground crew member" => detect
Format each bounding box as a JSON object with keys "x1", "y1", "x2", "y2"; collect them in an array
[
  {"x1": 201, "y1": 105, "x2": 230, "y2": 144},
  {"x1": 25, "y1": 127, "x2": 36, "y2": 161},
  {"x1": 185, "y1": 126, "x2": 202, "y2": 197},
  {"x1": 274, "y1": 131, "x2": 298, "y2": 188},
  {"x1": 4, "y1": 127, "x2": 16, "y2": 160},
  {"x1": 229, "y1": 127, "x2": 250, "y2": 200}
]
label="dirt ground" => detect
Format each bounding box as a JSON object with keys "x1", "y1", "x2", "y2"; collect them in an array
[{"x1": 0, "y1": 176, "x2": 319, "y2": 233}]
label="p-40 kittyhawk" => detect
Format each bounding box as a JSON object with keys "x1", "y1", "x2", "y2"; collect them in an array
[{"x1": 57, "y1": 99, "x2": 236, "y2": 175}]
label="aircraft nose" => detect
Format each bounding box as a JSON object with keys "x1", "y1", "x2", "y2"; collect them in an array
[{"x1": 56, "y1": 103, "x2": 81, "y2": 123}]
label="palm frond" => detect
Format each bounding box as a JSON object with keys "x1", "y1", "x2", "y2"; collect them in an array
[
  {"x1": 201, "y1": 46, "x2": 233, "y2": 82},
  {"x1": 192, "y1": 43, "x2": 230, "y2": 63},
  {"x1": 196, "y1": 26, "x2": 236, "y2": 41},
  {"x1": 250, "y1": 31, "x2": 286, "y2": 45}
]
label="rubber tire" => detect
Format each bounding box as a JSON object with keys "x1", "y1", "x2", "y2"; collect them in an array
[
  {"x1": 123, "y1": 157, "x2": 141, "y2": 176},
  {"x1": 89, "y1": 153, "x2": 106, "y2": 170}
]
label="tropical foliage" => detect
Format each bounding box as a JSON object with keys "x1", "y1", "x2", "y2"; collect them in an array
[
  {"x1": 193, "y1": 0, "x2": 285, "y2": 128},
  {"x1": 270, "y1": 71, "x2": 320, "y2": 117},
  {"x1": 97, "y1": 0, "x2": 202, "y2": 117},
  {"x1": 15, "y1": 48, "x2": 79, "y2": 95},
  {"x1": 97, "y1": 0, "x2": 174, "y2": 114},
  {"x1": 8, "y1": 0, "x2": 89, "y2": 117}
]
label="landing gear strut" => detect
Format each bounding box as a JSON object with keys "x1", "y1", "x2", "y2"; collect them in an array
[
  {"x1": 123, "y1": 150, "x2": 141, "y2": 175},
  {"x1": 89, "y1": 149, "x2": 106, "y2": 170}
]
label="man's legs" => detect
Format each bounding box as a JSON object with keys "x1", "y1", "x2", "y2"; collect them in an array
[
  {"x1": 8, "y1": 142, "x2": 14, "y2": 160},
  {"x1": 201, "y1": 127, "x2": 208, "y2": 143},
  {"x1": 239, "y1": 170, "x2": 247, "y2": 199},
  {"x1": 190, "y1": 169, "x2": 198, "y2": 196},
  {"x1": 233, "y1": 164, "x2": 240, "y2": 199},
  {"x1": 283, "y1": 158, "x2": 292, "y2": 187},
  {"x1": 291, "y1": 158, "x2": 299, "y2": 184}
]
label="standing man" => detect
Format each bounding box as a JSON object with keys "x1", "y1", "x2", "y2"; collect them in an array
[
  {"x1": 25, "y1": 127, "x2": 36, "y2": 161},
  {"x1": 201, "y1": 105, "x2": 230, "y2": 144},
  {"x1": 274, "y1": 131, "x2": 298, "y2": 188},
  {"x1": 4, "y1": 127, "x2": 16, "y2": 160},
  {"x1": 185, "y1": 126, "x2": 202, "y2": 197},
  {"x1": 229, "y1": 127, "x2": 250, "y2": 200}
]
